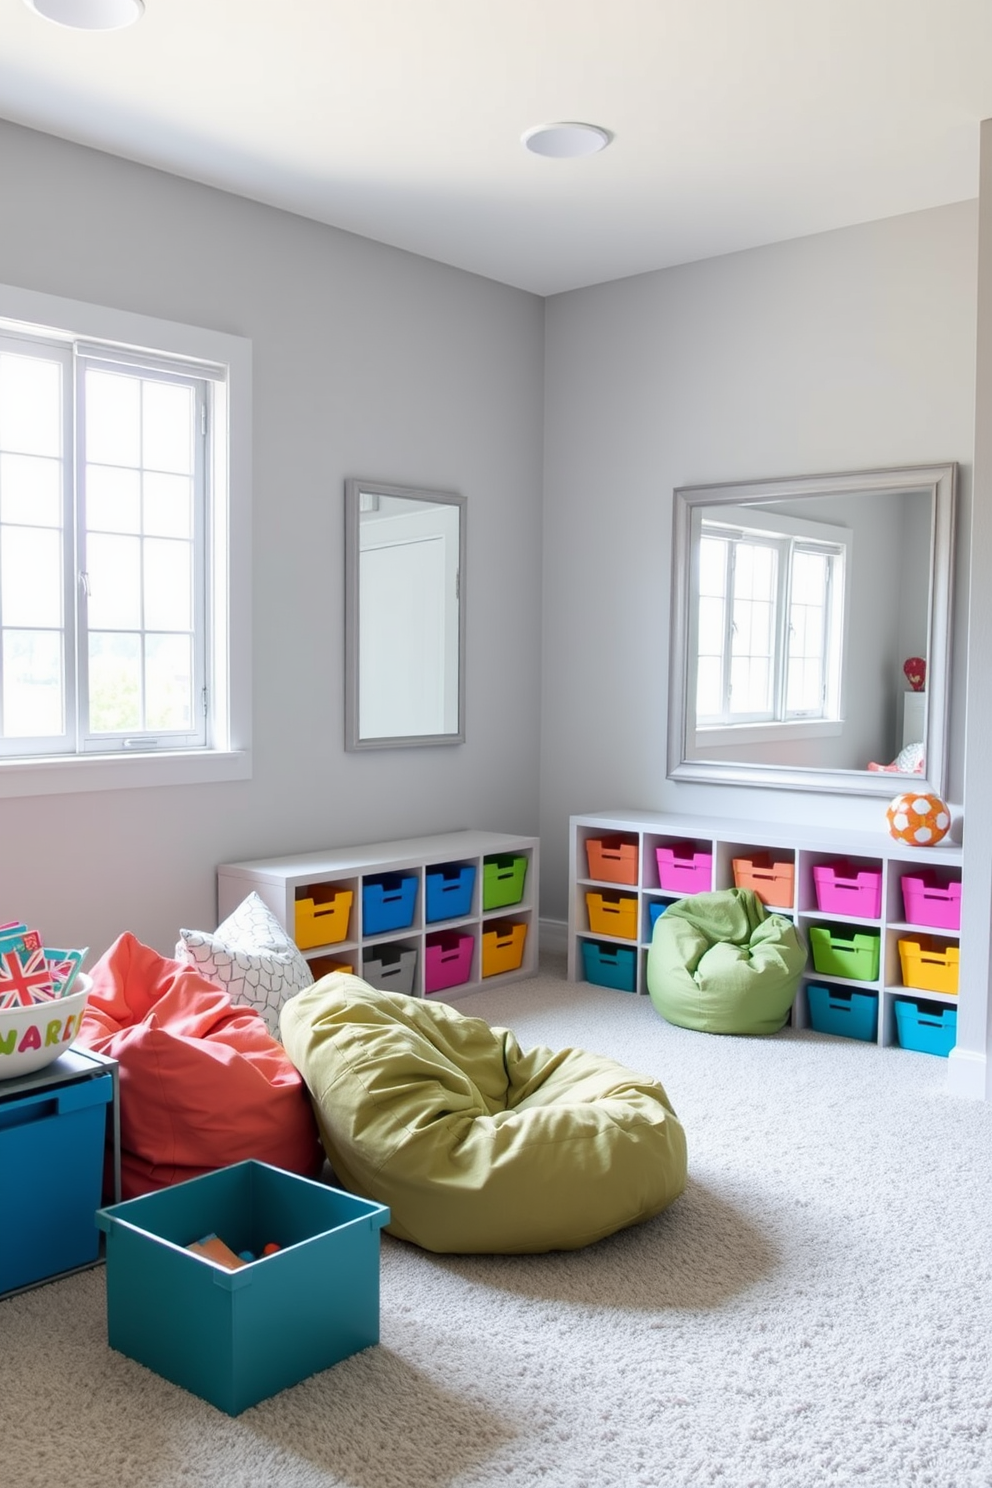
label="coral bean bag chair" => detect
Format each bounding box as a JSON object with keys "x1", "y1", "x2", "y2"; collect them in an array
[
  {"x1": 280, "y1": 973, "x2": 687, "y2": 1255},
  {"x1": 77, "y1": 933, "x2": 322, "y2": 1198},
  {"x1": 646, "y1": 887, "x2": 805, "y2": 1035}
]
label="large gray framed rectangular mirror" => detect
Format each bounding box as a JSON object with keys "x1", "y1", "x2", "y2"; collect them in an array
[
  {"x1": 667, "y1": 462, "x2": 956, "y2": 798},
  {"x1": 345, "y1": 478, "x2": 466, "y2": 750}
]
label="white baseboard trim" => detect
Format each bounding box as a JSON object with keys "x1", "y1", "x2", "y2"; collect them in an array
[
  {"x1": 539, "y1": 917, "x2": 568, "y2": 957},
  {"x1": 946, "y1": 1046, "x2": 989, "y2": 1101}
]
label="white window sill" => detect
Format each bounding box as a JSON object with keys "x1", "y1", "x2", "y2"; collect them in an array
[
  {"x1": 694, "y1": 719, "x2": 843, "y2": 748},
  {"x1": 0, "y1": 750, "x2": 252, "y2": 798}
]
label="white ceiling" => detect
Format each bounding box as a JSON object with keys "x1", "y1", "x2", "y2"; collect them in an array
[{"x1": 3, "y1": 0, "x2": 992, "y2": 297}]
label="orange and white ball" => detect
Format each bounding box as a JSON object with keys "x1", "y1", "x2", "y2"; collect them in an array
[{"x1": 886, "y1": 792, "x2": 951, "y2": 847}]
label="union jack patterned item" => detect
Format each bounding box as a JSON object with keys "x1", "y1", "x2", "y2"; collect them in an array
[{"x1": 0, "y1": 944, "x2": 57, "y2": 1009}]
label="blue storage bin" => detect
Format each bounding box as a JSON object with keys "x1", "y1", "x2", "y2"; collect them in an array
[
  {"x1": 425, "y1": 862, "x2": 476, "y2": 923},
  {"x1": 362, "y1": 873, "x2": 418, "y2": 935},
  {"x1": 894, "y1": 999, "x2": 957, "y2": 1058},
  {"x1": 807, "y1": 983, "x2": 878, "y2": 1043},
  {"x1": 0, "y1": 1059, "x2": 113, "y2": 1295},
  {"x1": 581, "y1": 940, "x2": 637, "y2": 993},
  {"x1": 96, "y1": 1160, "x2": 390, "y2": 1416},
  {"x1": 647, "y1": 901, "x2": 669, "y2": 935}
]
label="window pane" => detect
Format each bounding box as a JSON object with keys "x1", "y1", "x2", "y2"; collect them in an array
[
  {"x1": 698, "y1": 536, "x2": 727, "y2": 595},
  {"x1": 144, "y1": 472, "x2": 192, "y2": 538},
  {"x1": 0, "y1": 454, "x2": 62, "y2": 527},
  {"x1": 0, "y1": 354, "x2": 62, "y2": 457},
  {"x1": 145, "y1": 633, "x2": 192, "y2": 730},
  {"x1": 696, "y1": 655, "x2": 723, "y2": 716},
  {"x1": 86, "y1": 465, "x2": 141, "y2": 533},
  {"x1": 88, "y1": 632, "x2": 141, "y2": 732},
  {"x1": 85, "y1": 370, "x2": 140, "y2": 467},
  {"x1": 142, "y1": 381, "x2": 193, "y2": 474},
  {"x1": 1, "y1": 526, "x2": 62, "y2": 627},
  {"x1": 2, "y1": 629, "x2": 63, "y2": 736},
  {"x1": 731, "y1": 655, "x2": 771, "y2": 714},
  {"x1": 144, "y1": 538, "x2": 191, "y2": 630},
  {"x1": 697, "y1": 594, "x2": 725, "y2": 654},
  {"x1": 87, "y1": 533, "x2": 141, "y2": 628}
]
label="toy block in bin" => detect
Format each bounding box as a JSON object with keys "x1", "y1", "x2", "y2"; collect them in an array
[
  {"x1": 655, "y1": 843, "x2": 712, "y2": 894},
  {"x1": 96, "y1": 1160, "x2": 390, "y2": 1415},
  {"x1": 481, "y1": 920, "x2": 527, "y2": 978},
  {"x1": 294, "y1": 886, "x2": 353, "y2": 950},
  {"x1": 807, "y1": 983, "x2": 878, "y2": 1043},
  {"x1": 901, "y1": 871, "x2": 962, "y2": 931},
  {"x1": 482, "y1": 854, "x2": 528, "y2": 911},
  {"x1": 894, "y1": 998, "x2": 957, "y2": 1058},
  {"x1": 812, "y1": 860, "x2": 882, "y2": 919},
  {"x1": 585, "y1": 835, "x2": 639, "y2": 885},
  {"x1": 898, "y1": 936, "x2": 959, "y2": 996},
  {"x1": 425, "y1": 862, "x2": 476, "y2": 923},
  {"x1": 424, "y1": 931, "x2": 474, "y2": 994},
  {"x1": 361, "y1": 873, "x2": 418, "y2": 936},
  {"x1": 362, "y1": 945, "x2": 417, "y2": 996},
  {"x1": 581, "y1": 940, "x2": 636, "y2": 993},
  {"x1": 732, "y1": 853, "x2": 795, "y2": 908},
  {"x1": 585, "y1": 890, "x2": 638, "y2": 941},
  {"x1": 808, "y1": 926, "x2": 880, "y2": 982}
]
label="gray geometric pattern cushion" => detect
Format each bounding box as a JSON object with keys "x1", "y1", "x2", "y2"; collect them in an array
[{"x1": 176, "y1": 892, "x2": 314, "y2": 1039}]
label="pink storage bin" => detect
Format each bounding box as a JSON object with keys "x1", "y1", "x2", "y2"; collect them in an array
[
  {"x1": 655, "y1": 844, "x2": 712, "y2": 894},
  {"x1": 813, "y1": 861, "x2": 882, "y2": 919},
  {"x1": 901, "y1": 871, "x2": 962, "y2": 931},
  {"x1": 424, "y1": 931, "x2": 474, "y2": 993}
]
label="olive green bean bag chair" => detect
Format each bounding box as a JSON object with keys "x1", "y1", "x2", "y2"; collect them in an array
[
  {"x1": 280, "y1": 973, "x2": 687, "y2": 1254},
  {"x1": 646, "y1": 887, "x2": 805, "y2": 1035}
]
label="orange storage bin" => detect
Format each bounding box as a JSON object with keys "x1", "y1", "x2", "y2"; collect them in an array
[
  {"x1": 585, "y1": 835, "x2": 639, "y2": 885},
  {"x1": 481, "y1": 920, "x2": 528, "y2": 978},
  {"x1": 585, "y1": 891, "x2": 638, "y2": 941},
  {"x1": 732, "y1": 854, "x2": 795, "y2": 909},
  {"x1": 294, "y1": 886, "x2": 354, "y2": 949}
]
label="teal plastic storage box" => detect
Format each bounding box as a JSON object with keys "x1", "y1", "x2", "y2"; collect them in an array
[
  {"x1": 96, "y1": 1161, "x2": 390, "y2": 1416},
  {"x1": 482, "y1": 854, "x2": 528, "y2": 911},
  {"x1": 581, "y1": 940, "x2": 637, "y2": 993},
  {"x1": 362, "y1": 873, "x2": 418, "y2": 935},
  {"x1": 425, "y1": 862, "x2": 476, "y2": 922},
  {"x1": 362, "y1": 944, "x2": 417, "y2": 996},
  {"x1": 807, "y1": 983, "x2": 878, "y2": 1043},
  {"x1": 894, "y1": 999, "x2": 958, "y2": 1058},
  {"x1": 0, "y1": 1054, "x2": 114, "y2": 1295},
  {"x1": 808, "y1": 926, "x2": 880, "y2": 982}
]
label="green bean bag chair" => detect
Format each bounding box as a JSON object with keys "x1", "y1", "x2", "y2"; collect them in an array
[
  {"x1": 646, "y1": 887, "x2": 805, "y2": 1035},
  {"x1": 280, "y1": 973, "x2": 687, "y2": 1254}
]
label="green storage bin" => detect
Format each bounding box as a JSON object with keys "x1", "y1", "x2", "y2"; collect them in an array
[
  {"x1": 808, "y1": 926, "x2": 880, "y2": 982},
  {"x1": 482, "y1": 854, "x2": 528, "y2": 911}
]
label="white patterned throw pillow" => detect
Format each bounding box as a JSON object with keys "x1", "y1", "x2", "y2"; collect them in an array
[{"x1": 177, "y1": 892, "x2": 314, "y2": 1039}]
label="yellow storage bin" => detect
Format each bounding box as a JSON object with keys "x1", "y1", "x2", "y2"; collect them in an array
[
  {"x1": 585, "y1": 891, "x2": 638, "y2": 941},
  {"x1": 307, "y1": 956, "x2": 355, "y2": 979},
  {"x1": 481, "y1": 920, "x2": 528, "y2": 978},
  {"x1": 294, "y1": 886, "x2": 354, "y2": 950},
  {"x1": 898, "y1": 937, "x2": 959, "y2": 996}
]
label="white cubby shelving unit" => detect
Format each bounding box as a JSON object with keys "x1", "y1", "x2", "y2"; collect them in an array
[
  {"x1": 218, "y1": 829, "x2": 538, "y2": 1000},
  {"x1": 569, "y1": 809, "x2": 963, "y2": 1052}
]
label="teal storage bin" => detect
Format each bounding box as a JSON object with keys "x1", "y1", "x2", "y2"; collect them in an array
[
  {"x1": 894, "y1": 999, "x2": 957, "y2": 1058},
  {"x1": 808, "y1": 926, "x2": 880, "y2": 982},
  {"x1": 807, "y1": 983, "x2": 878, "y2": 1043},
  {"x1": 362, "y1": 873, "x2": 418, "y2": 935},
  {"x1": 425, "y1": 862, "x2": 476, "y2": 922},
  {"x1": 581, "y1": 940, "x2": 637, "y2": 993},
  {"x1": 96, "y1": 1161, "x2": 390, "y2": 1416},
  {"x1": 482, "y1": 854, "x2": 528, "y2": 911}
]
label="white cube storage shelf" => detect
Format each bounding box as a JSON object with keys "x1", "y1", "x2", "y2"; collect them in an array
[
  {"x1": 218, "y1": 830, "x2": 539, "y2": 1001},
  {"x1": 569, "y1": 810, "x2": 963, "y2": 1051}
]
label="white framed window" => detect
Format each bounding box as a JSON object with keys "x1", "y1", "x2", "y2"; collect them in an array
[
  {"x1": 0, "y1": 283, "x2": 251, "y2": 797},
  {"x1": 693, "y1": 511, "x2": 848, "y2": 736}
]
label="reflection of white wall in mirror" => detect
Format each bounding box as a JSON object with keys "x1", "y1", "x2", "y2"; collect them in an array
[
  {"x1": 903, "y1": 690, "x2": 926, "y2": 749},
  {"x1": 358, "y1": 498, "x2": 459, "y2": 739}
]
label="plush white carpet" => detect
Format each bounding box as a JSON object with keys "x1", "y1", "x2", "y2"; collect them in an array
[{"x1": 4, "y1": 957, "x2": 992, "y2": 1488}]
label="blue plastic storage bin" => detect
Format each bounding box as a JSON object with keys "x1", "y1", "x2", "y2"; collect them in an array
[
  {"x1": 425, "y1": 862, "x2": 476, "y2": 923},
  {"x1": 581, "y1": 940, "x2": 637, "y2": 993},
  {"x1": 362, "y1": 873, "x2": 418, "y2": 935},
  {"x1": 807, "y1": 983, "x2": 878, "y2": 1043},
  {"x1": 96, "y1": 1160, "x2": 390, "y2": 1416},
  {"x1": 894, "y1": 999, "x2": 957, "y2": 1058},
  {"x1": 0, "y1": 1056, "x2": 113, "y2": 1295},
  {"x1": 647, "y1": 901, "x2": 669, "y2": 935}
]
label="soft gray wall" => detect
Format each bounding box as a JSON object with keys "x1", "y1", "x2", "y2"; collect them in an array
[
  {"x1": 0, "y1": 122, "x2": 545, "y2": 959},
  {"x1": 541, "y1": 203, "x2": 977, "y2": 923}
]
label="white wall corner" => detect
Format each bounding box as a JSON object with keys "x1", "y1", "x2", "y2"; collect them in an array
[{"x1": 539, "y1": 917, "x2": 569, "y2": 958}]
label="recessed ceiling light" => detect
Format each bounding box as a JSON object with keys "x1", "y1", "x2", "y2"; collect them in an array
[
  {"x1": 521, "y1": 123, "x2": 612, "y2": 159},
  {"x1": 23, "y1": 0, "x2": 144, "y2": 29}
]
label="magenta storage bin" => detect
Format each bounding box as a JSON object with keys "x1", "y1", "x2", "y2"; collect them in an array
[
  {"x1": 901, "y1": 871, "x2": 962, "y2": 931},
  {"x1": 424, "y1": 931, "x2": 474, "y2": 993},
  {"x1": 655, "y1": 844, "x2": 712, "y2": 894},
  {"x1": 812, "y1": 861, "x2": 882, "y2": 919}
]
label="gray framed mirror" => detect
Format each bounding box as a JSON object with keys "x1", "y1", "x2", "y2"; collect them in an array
[
  {"x1": 667, "y1": 462, "x2": 956, "y2": 798},
  {"x1": 345, "y1": 478, "x2": 466, "y2": 750}
]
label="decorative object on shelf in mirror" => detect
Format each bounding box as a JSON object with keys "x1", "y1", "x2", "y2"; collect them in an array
[
  {"x1": 667, "y1": 462, "x2": 956, "y2": 798},
  {"x1": 886, "y1": 791, "x2": 951, "y2": 847},
  {"x1": 903, "y1": 657, "x2": 926, "y2": 692}
]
